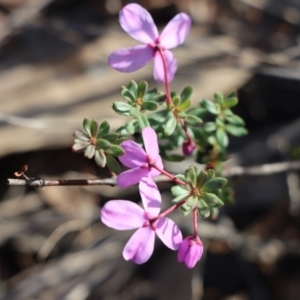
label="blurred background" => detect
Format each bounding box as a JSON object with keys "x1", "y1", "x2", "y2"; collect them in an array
[{"x1": 1, "y1": 0, "x2": 300, "y2": 299}]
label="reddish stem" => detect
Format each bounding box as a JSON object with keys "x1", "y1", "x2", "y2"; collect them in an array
[
  {"x1": 151, "y1": 198, "x2": 187, "y2": 222},
  {"x1": 192, "y1": 208, "x2": 198, "y2": 238},
  {"x1": 152, "y1": 163, "x2": 185, "y2": 185},
  {"x1": 157, "y1": 48, "x2": 193, "y2": 145}
]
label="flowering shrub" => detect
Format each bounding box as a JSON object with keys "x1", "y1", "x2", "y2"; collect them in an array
[{"x1": 72, "y1": 3, "x2": 247, "y2": 268}]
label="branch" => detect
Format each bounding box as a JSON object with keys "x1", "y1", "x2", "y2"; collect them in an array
[
  {"x1": 7, "y1": 177, "x2": 116, "y2": 187},
  {"x1": 7, "y1": 160, "x2": 300, "y2": 187}
]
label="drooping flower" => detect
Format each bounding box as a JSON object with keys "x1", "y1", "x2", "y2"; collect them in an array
[
  {"x1": 177, "y1": 236, "x2": 203, "y2": 268},
  {"x1": 117, "y1": 127, "x2": 163, "y2": 187},
  {"x1": 108, "y1": 3, "x2": 191, "y2": 83},
  {"x1": 182, "y1": 139, "x2": 196, "y2": 156},
  {"x1": 101, "y1": 177, "x2": 182, "y2": 264}
]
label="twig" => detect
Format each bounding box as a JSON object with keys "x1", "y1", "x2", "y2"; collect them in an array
[
  {"x1": 7, "y1": 178, "x2": 117, "y2": 187},
  {"x1": 6, "y1": 160, "x2": 300, "y2": 187}
]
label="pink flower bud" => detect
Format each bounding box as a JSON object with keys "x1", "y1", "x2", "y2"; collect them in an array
[
  {"x1": 177, "y1": 236, "x2": 203, "y2": 268},
  {"x1": 182, "y1": 139, "x2": 196, "y2": 156}
]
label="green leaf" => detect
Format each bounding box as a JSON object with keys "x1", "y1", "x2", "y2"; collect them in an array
[
  {"x1": 178, "y1": 100, "x2": 191, "y2": 111},
  {"x1": 171, "y1": 185, "x2": 189, "y2": 197},
  {"x1": 96, "y1": 139, "x2": 111, "y2": 150},
  {"x1": 185, "y1": 166, "x2": 197, "y2": 186},
  {"x1": 126, "y1": 119, "x2": 138, "y2": 134},
  {"x1": 137, "y1": 113, "x2": 150, "y2": 129},
  {"x1": 97, "y1": 121, "x2": 110, "y2": 138},
  {"x1": 84, "y1": 145, "x2": 95, "y2": 159},
  {"x1": 172, "y1": 95, "x2": 181, "y2": 107},
  {"x1": 202, "y1": 177, "x2": 228, "y2": 192},
  {"x1": 197, "y1": 199, "x2": 210, "y2": 218},
  {"x1": 128, "y1": 80, "x2": 138, "y2": 98},
  {"x1": 175, "y1": 174, "x2": 186, "y2": 183},
  {"x1": 181, "y1": 203, "x2": 192, "y2": 215},
  {"x1": 112, "y1": 102, "x2": 132, "y2": 116},
  {"x1": 223, "y1": 97, "x2": 238, "y2": 108},
  {"x1": 186, "y1": 196, "x2": 197, "y2": 208},
  {"x1": 203, "y1": 122, "x2": 217, "y2": 132},
  {"x1": 95, "y1": 149, "x2": 106, "y2": 167},
  {"x1": 121, "y1": 88, "x2": 135, "y2": 103},
  {"x1": 216, "y1": 128, "x2": 229, "y2": 148},
  {"x1": 114, "y1": 137, "x2": 127, "y2": 145},
  {"x1": 106, "y1": 154, "x2": 121, "y2": 174},
  {"x1": 202, "y1": 193, "x2": 224, "y2": 207},
  {"x1": 106, "y1": 144, "x2": 125, "y2": 156},
  {"x1": 164, "y1": 117, "x2": 177, "y2": 136},
  {"x1": 102, "y1": 133, "x2": 118, "y2": 142},
  {"x1": 129, "y1": 106, "x2": 139, "y2": 117},
  {"x1": 141, "y1": 101, "x2": 158, "y2": 111},
  {"x1": 89, "y1": 121, "x2": 97, "y2": 138},
  {"x1": 225, "y1": 125, "x2": 248, "y2": 136},
  {"x1": 137, "y1": 81, "x2": 148, "y2": 99},
  {"x1": 196, "y1": 170, "x2": 208, "y2": 189},
  {"x1": 180, "y1": 86, "x2": 193, "y2": 102},
  {"x1": 177, "y1": 111, "x2": 187, "y2": 118},
  {"x1": 207, "y1": 169, "x2": 215, "y2": 180},
  {"x1": 185, "y1": 114, "x2": 202, "y2": 126},
  {"x1": 214, "y1": 92, "x2": 224, "y2": 104},
  {"x1": 172, "y1": 193, "x2": 189, "y2": 204},
  {"x1": 83, "y1": 118, "x2": 93, "y2": 136},
  {"x1": 201, "y1": 99, "x2": 220, "y2": 115},
  {"x1": 225, "y1": 115, "x2": 245, "y2": 126}
]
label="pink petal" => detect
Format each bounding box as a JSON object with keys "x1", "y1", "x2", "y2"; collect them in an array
[
  {"x1": 142, "y1": 127, "x2": 159, "y2": 160},
  {"x1": 119, "y1": 140, "x2": 147, "y2": 168},
  {"x1": 119, "y1": 3, "x2": 158, "y2": 44},
  {"x1": 153, "y1": 50, "x2": 177, "y2": 83},
  {"x1": 123, "y1": 226, "x2": 155, "y2": 264},
  {"x1": 155, "y1": 217, "x2": 182, "y2": 250},
  {"x1": 101, "y1": 200, "x2": 146, "y2": 230},
  {"x1": 108, "y1": 45, "x2": 153, "y2": 73},
  {"x1": 117, "y1": 167, "x2": 150, "y2": 187},
  {"x1": 160, "y1": 13, "x2": 191, "y2": 49},
  {"x1": 185, "y1": 243, "x2": 203, "y2": 269},
  {"x1": 139, "y1": 177, "x2": 161, "y2": 216},
  {"x1": 177, "y1": 237, "x2": 190, "y2": 262}
]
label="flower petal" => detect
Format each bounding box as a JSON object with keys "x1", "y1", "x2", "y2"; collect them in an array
[
  {"x1": 108, "y1": 45, "x2": 153, "y2": 73},
  {"x1": 123, "y1": 226, "x2": 155, "y2": 264},
  {"x1": 160, "y1": 13, "x2": 191, "y2": 49},
  {"x1": 139, "y1": 177, "x2": 161, "y2": 216},
  {"x1": 153, "y1": 50, "x2": 177, "y2": 83},
  {"x1": 142, "y1": 127, "x2": 159, "y2": 160},
  {"x1": 119, "y1": 3, "x2": 158, "y2": 44},
  {"x1": 119, "y1": 140, "x2": 147, "y2": 168},
  {"x1": 155, "y1": 217, "x2": 182, "y2": 250},
  {"x1": 101, "y1": 200, "x2": 146, "y2": 230},
  {"x1": 177, "y1": 237, "x2": 190, "y2": 262},
  {"x1": 117, "y1": 167, "x2": 150, "y2": 187},
  {"x1": 185, "y1": 242, "x2": 203, "y2": 268}
]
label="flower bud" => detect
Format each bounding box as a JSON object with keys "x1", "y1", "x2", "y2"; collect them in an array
[
  {"x1": 182, "y1": 139, "x2": 196, "y2": 156},
  {"x1": 177, "y1": 236, "x2": 203, "y2": 268}
]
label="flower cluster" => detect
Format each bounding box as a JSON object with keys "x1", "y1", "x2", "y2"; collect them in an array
[{"x1": 96, "y1": 2, "x2": 237, "y2": 269}]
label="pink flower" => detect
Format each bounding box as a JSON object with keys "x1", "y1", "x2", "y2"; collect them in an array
[
  {"x1": 108, "y1": 3, "x2": 191, "y2": 83},
  {"x1": 101, "y1": 177, "x2": 183, "y2": 264},
  {"x1": 178, "y1": 236, "x2": 203, "y2": 268},
  {"x1": 117, "y1": 127, "x2": 163, "y2": 187}
]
